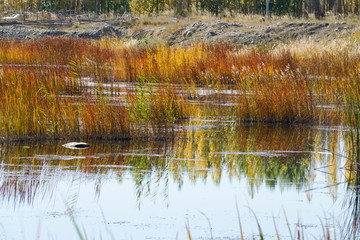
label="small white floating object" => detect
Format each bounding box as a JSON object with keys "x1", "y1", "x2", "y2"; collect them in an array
[{"x1": 62, "y1": 142, "x2": 90, "y2": 149}]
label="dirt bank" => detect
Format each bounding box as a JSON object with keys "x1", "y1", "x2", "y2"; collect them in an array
[
  {"x1": 0, "y1": 20, "x2": 356, "y2": 45},
  {"x1": 165, "y1": 21, "x2": 356, "y2": 45}
]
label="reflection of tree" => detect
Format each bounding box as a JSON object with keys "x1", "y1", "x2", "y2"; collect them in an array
[{"x1": 0, "y1": 123, "x2": 335, "y2": 206}]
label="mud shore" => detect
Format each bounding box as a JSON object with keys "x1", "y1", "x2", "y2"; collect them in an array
[{"x1": 0, "y1": 20, "x2": 356, "y2": 45}]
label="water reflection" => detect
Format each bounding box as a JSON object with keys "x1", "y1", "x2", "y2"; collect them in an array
[
  {"x1": 0, "y1": 121, "x2": 334, "y2": 205},
  {"x1": 339, "y1": 132, "x2": 360, "y2": 239},
  {"x1": 340, "y1": 174, "x2": 360, "y2": 239},
  {"x1": 0, "y1": 120, "x2": 358, "y2": 238}
]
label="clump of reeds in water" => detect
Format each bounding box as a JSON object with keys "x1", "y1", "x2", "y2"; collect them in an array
[
  {"x1": 108, "y1": 40, "x2": 354, "y2": 124},
  {"x1": 235, "y1": 70, "x2": 314, "y2": 123},
  {"x1": 0, "y1": 68, "x2": 129, "y2": 140},
  {"x1": 127, "y1": 75, "x2": 185, "y2": 137},
  {"x1": 2, "y1": 37, "x2": 360, "y2": 140},
  {"x1": 0, "y1": 62, "x2": 185, "y2": 141}
]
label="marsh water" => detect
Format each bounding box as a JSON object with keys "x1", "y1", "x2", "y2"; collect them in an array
[
  {"x1": 0, "y1": 121, "x2": 357, "y2": 239},
  {"x1": 0, "y1": 81, "x2": 358, "y2": 240}
]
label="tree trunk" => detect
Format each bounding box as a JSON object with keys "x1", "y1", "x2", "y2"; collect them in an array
[
  {"x1": 265, "y1": 0, "x2": 269, "y2": 21},
  {"x1": 328, "y1": 0, "x2": 335, "y2": 11},
  {"x1": 337, "y1": 0, "x2": 343, "y2": 14},
  {"x1": 314, "y1": 0, "x2": 324, "y2": 19}
]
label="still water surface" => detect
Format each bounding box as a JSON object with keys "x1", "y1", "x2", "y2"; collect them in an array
[{"x1": 0, "y1": 117, "x2": 356, "y2": 239}]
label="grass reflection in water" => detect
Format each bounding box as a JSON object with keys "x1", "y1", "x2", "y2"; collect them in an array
[
  {"x1": 0, "y1": 121, "x2": 357, "y2": 238},
  {"x1": 0, "y1": 122, "x2": 343, "y2": 205}
]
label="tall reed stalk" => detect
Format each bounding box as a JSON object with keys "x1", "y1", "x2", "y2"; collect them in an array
[{"x1": 344, "y1": 73, "x2": 360, "y2": 178}]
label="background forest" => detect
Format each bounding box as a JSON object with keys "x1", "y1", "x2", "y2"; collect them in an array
[{"x1": 1, "y1": 0, "x2": 359, "y2": 20}]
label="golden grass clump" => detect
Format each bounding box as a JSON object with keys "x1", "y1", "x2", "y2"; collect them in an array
[
  {"x1": 0, "y1": 60, "x2": 186, "y2": 141},
  {"x1": 236, "y1": 71, "x2": 315, "y2": 123},
  {"x1": 0, "y1": 68, "x2": 131, "y2": 140}
]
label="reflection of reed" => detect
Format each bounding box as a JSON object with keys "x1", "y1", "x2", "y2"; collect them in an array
[
  {"x1": 0, "y1": 124, "x2": 343, "y2": 205},
  {"x1": 341, "y1": 128, "x2": 360, "y2": 239},
  {"x1": 174, "y1": 123, "x2": 314, "y2": 188},
  {"x1": 0, "y1": 176, "x2": 40, "y2": 206},
  {"x1": 341, "y1": 171, "x2": 360, "y2": 239}
]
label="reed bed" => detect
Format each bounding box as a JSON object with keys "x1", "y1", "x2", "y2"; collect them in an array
[
  {"x1": 0, "y1": 68, "x2": 131, "y2": 140},
  {"x1": 1, "y1": 37, "x2": 360, "y2": 140},
  {"x1": 0, "y1": 63, "x2": 185, "y2": 141}
]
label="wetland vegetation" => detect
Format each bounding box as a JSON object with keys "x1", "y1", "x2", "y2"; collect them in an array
[
  {"x1": 1, "y1": 34, "x2": 360, "y2": 239},
  {"x1": 0, "y1": 37, "x2": 359, "y2": 140}
]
